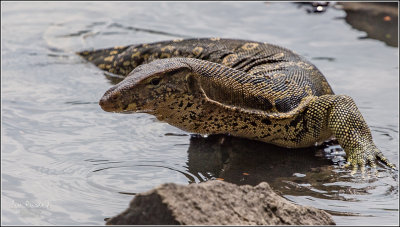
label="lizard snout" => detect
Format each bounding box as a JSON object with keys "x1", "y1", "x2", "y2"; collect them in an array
[
  {"x1": 99, "y1": 96, "x2": 114, "y2": 112},
  {"x1": 99, "y1": 87, "x2": 122, "y2": 112}
]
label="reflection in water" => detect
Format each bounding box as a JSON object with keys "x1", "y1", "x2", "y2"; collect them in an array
[
  {"x1": 296, "y1": 2, "x2": 398, "y2": 47},
  {"x1": 340, "y1": 2, "x2": 398, "y2": 47},
  {"x1": 295, "y1": 2, "x2": 331, "y2": 14},
  {"x1": 185, "y1": 134, "x2": 396, "y2": 203},
  {"x1": 186, "y1": 134, "x2": 333, "y2": 185}
]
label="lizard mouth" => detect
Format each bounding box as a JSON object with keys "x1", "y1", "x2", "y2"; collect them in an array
[
  {"x1": 119, "y1": 109, "x2": 153, "y2": 114},
  {"x1": 135, "y1": 109, "x2": 153, "y2": 113}
]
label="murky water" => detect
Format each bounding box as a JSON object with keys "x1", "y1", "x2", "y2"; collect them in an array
[{"x1": 1, "y1": 2, "x2": 398, "y2": 225}]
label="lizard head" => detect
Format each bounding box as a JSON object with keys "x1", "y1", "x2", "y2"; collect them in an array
[{"x1": 99, "y1": 59, "x2": 193, "y2": 113}]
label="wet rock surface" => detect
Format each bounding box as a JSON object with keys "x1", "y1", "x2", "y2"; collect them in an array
[{"x1": 106, "y1": 180, "x2": 335, "y2": 225}]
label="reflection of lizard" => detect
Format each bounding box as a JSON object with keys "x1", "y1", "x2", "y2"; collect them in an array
[{"x1": 78, "y1": 38, "x2": 395, "y2": 173}]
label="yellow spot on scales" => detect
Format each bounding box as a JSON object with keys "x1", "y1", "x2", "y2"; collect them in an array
[
  {"x1": 192, "y1": 47, "x2": 203, "y2": 56},
  {"x1": 127, "y1": 103, "x2": 137, "y2": 110},
  {"x1": 161, "y1": 45, "x2": 175, "y2": 52},
  {"x1": 104, "y1": 56, "x2": 114, "y2": 62},
  {"x1": 160, "y1": 53, "x2": 171, "y2": 58},
  {"x1": 273, "y1": 53, "x2": 284, "y2": 59},
  {"x1": 241, "y1": 42, "x2": 259, "y2": 50},
  {"x1": 222, "y1": 54, "x2": 238, "y2": 65},
  {"x1": 131, "y1": 52, "x2": 141, "y2": 58}
]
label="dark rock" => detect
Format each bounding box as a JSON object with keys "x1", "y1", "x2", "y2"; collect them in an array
[{"x1": 106, "y1": 180, "x2": 335, "y2": 225}]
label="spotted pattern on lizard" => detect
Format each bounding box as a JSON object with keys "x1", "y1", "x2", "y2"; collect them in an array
[{"x1": 78, "y1": 38, "x2": 396, "y2": 173}]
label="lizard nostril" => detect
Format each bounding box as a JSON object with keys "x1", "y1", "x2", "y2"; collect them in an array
[{"x1": 112, "y1": 93, "x2": 120, "y2": 100}]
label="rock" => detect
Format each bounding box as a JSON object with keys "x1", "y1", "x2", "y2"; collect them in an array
[{"x1": 106, "y1": 180, "x2": 335, "y2": 225}]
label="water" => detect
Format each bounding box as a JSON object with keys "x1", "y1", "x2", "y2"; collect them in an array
[{"x1": 1, "y1": 2, "x2": 398, "y2": 225}]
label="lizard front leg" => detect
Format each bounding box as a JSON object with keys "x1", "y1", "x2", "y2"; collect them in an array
[{"x1": 309, "y1": 95, "x2": 396, "y2": 173}]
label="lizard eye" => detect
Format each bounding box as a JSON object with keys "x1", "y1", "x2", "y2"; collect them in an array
[{"x1": 149, "y1": 77, "x2": 161, "y2": 86}]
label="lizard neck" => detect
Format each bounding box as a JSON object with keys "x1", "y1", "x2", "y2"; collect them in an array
[{"x1": 152, "y1": 92, "x2": 224, "y2": 135}]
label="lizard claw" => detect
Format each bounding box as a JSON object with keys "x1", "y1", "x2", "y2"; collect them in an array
[
  {"x1": 375, "y1": 149, "x2": 396, "y2": 170},
  {"x1": 343, "y1": 146, "x2": 396, "y2": 175},
  {"x1": 350, "y1": 164, "x2": 358, "y2": 176}
]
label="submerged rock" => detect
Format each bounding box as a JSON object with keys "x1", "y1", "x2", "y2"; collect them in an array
[{"x1": 106, "y1": 180, "x2": 335, "y2": 225}]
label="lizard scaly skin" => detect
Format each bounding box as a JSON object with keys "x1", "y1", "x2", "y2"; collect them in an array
[{"x1": 78, "y1": 38, "x2": 395, "y2": 173}]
